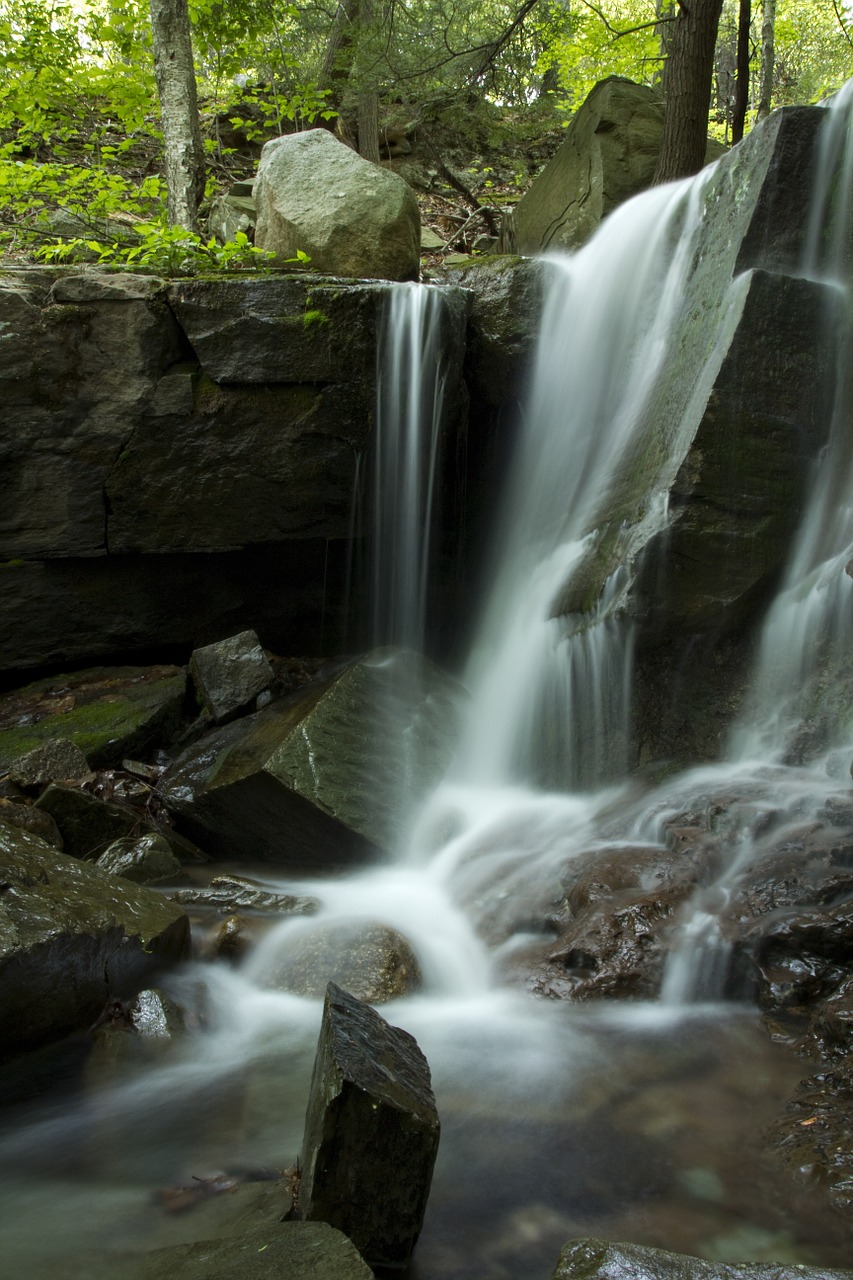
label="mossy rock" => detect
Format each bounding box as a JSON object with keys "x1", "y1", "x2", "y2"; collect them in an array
[{"x1": 0, "y1": 665, "x2": 186, "y2": 771}]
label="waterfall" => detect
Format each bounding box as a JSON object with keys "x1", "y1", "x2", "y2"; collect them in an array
[
  {"x1": 370, "y1": 282, "x2": 456, "y2": 652},
  {"x1": 730, "y1": 84, "x2": 853, "y2": 764}
]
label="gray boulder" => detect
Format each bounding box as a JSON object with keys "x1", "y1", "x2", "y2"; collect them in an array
[
  {"x1": 189, "y1": 630, "x2": 274, "y2": 722},
  {"x1": 505, "y1": 77, "x2": 725, "y2": 254},
  {"x1": 0, "y1": 824, "x2": 189, "y2": 1055},
  {"x1": 263, "y1": 920, "x2": 422, "y2": 1002},
  {"x1": 551, "y1": 1238, "x2": 852, "y2": 1280},
  {"x1": 7, "y1": 737, "x2": 91, "y2": 787},
  {"x1": 300, "y1": 983, "x2": 440, "y2": 1271},
  {"x1": 254, "y1": 129, "x2": 420, "y2": 280},
  {"x1": 158, "y1": 648, "x2": 466, "y2": 866}
]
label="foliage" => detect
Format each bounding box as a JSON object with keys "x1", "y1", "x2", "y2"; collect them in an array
[
  {"x1": 542, "y1": 0, "x2": 666, "y2": 112},
  {"x1": 34, "y1": 224, "x2": 286, "y2": 274}
]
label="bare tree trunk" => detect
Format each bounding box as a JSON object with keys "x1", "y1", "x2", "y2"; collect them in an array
[
  {"x1": 756, "y1": 0, "x2": 776, "y2": 119},
  {"x1": 653, "y1": 0, "x2": 725, "y2": 184},
  {"x1": 731, "y1": 0, "x2": 752, "y2": 143},
  {"x1": 149, "y1": 0, "x2": 205, "y2": 231}
]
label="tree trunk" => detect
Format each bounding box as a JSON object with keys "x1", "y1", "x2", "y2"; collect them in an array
[
  {"x1": 731, "y1": 0, "x2": 752, "y2": 143},
  {"x1": 653, "y1": 0, "x2": 725, "y2": 184},
  {"x1": 149, "y1": 0, "x2": 205, "y2": 232},
  {"x1": 756, "y1": 0, "x2": 776, "y2": 120}
]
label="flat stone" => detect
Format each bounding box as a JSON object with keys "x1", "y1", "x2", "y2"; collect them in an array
[{"x1": 300, "y1": 983, "x2": 440, "y2": 1271}]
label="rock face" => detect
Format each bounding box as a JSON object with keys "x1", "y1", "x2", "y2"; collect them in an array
[
  {"x1": 0, "y1": 824, "x2": 189, "y2": 1056},
  {"x1": 0, "y1": 271, "x2": 467, "y2": 674},
  {"x1": 254, "y1": 130, "x2": 420, "y2": 280},
  {"x1": 158, "y1": 648, "x2": 466, "y2": 865},
  {"x1": 551, "y1": 1238, "x2": 852, "y2": 1280},
  {"x1": 300, "y1": 983, "x2": 440, "y2": 1271},
  {"x1": 505, "y1": 78, "x2": 725, "y2": 255}
]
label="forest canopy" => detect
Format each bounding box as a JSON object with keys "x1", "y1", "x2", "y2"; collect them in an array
[{"x1": 1, "y1": 0, "x2": 851, "y2": 265}]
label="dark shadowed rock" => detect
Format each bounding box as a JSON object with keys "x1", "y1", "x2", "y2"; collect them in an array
[
  {"x1": 300, "y1": 983, "x2": 440, "y2": 1271},
  {"x1": 7, "y1": 737, "x2": 92, "y2": 787},
  {"x1": 158, "y1": 648, "x2": 466, "y2": 866},
  {"x1": 35, "y1": 784, "x2": 139, "y2": 859},
  {"x1": 189, "y1": 630, "x2": 274, "y2": 723},
  {"x1": 0, "y1": 665, "x2": 186, "y2": 770},
  {"x1": 264, "y1": 920, "x2": 422, "y2": 1002},
  {"x1": 0, "y1": 825, "x2": 189, "y2": 1056},
  {"x1": 0, "y1": 795, "x2": 63, "y2": 847},
  {"x1": 551, "y1": 1238, "x2": 852, "y2": 1280}
]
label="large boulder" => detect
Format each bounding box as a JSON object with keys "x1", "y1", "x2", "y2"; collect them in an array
[
  {"x1": 505, "y1": 77, "x2": 725, "y2": 255},
  {"x1": 300, "y1": 983, "x2": 440, "y2": 1271},
  {"x1": 0, "y1": 824, "x2": 190, "y2": 1056},
  {"x1": 157, "y1": 648, "x2": 466, "y2": 866},
  {"x1": 254, "y1": 129, "x2": 420, "y2": 280},
  {"x1": 262, "y1": 920, "x2": 422, "y2": 1002}
]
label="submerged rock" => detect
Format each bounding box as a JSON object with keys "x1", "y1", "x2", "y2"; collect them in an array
[
  {"x1": 171, "y1": 873, "x2": 319, "y2": 916},
  {"x1": 158, "y1": 648, "x2": 466, "y2": 866},
  {"x1": 300, "y1": 982, "x2": 440, "y2": 1271},
  {"x1": 551, "y1": 1238, "x2": 852, "y2": 1280},
  {"x1": 0, "y1": 825, "x2": 189, "y2": 1055},
  {"x1": 263, "y1": 920, "x2": 422, "y2": 1003}
]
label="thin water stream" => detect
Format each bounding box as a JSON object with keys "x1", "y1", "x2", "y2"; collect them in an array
[{"x1": 3, "y1": 94, "x2": 853, "y2": 1277}]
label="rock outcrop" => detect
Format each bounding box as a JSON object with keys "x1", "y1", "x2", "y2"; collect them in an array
[{"x1": 551, "y1": 1238, "x2": 852, "y2": 1280}]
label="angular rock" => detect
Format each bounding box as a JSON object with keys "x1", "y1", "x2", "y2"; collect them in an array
[
  {"x1": 0, "y1": 665, "x2": 186, "y2": 770},
  {"x1": 264, "y1": 920, "x2": 421, "y2": 1002},
  {"x1": 300, "y1": 983, "x2": 440, "y2": 1271},
  {"x1": 0, "y1": 795, "x2": 64, "y2": 847},
  {"x1": 189, "y1": 630, "x2": 274, "y2": 723},
  {"x1": 7, "y1": 736, "x2": 92, "y2": 787},
  {"x1": 35, "y1": 784, "x2": 140, "y2": 859},
  {"x1": 96, "y1": 833, "x2": 184, "y2": 884},
  {"x1": 158, "y1": 648, "x2": 466, "y2": 866},
  {"x1": 254, "y1": 129, "x2": 420, "y2": 280},
  {"x1": 0, "y1": 824, "x2": 189, "y2": 1056},
  {"x1": 128, "y1": 987, "x2": 186, "y2": 1039},
  {"x1": 551, "y1": 1238, "x2": 852, "y2": 1280},
  {"x1": 506, "y1": 77, "x2": 725, "y2": 255}
]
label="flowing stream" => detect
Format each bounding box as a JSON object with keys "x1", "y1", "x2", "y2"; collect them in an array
[{"x1": 4, "y1": 97, "x2": 853, "y2": 1278}]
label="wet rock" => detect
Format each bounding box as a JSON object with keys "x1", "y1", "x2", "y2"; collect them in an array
[
  {"x1": 264, "y1": 920, "x2": 422, "y2": 1003},
  {"x1": 7, "y1": 736, "x2": 92, "y2": 787},
  {"x1": 96, "y1": 833, "x2": 184, "y2": 885},
  {"x1": 300, "y1": 983, "x2": 440, "y2": 1271},
  {"x1": 530, "y1": 842, "x2": 716, "y2": 1001},
  {"x1": 0, "y1": 824, "x2": 189, "y2": 1056},
  {"x1": 171, "y1": 873, "x2": 319, "y2": 916},
  {"x1": 129, "y1": 987, "x2": 186, "y2": 1039},
  {"x1": 35, "y1": 784, "x2": 139, "y2": 859},
  {"x1": 254, "y1": 129, "x2": 420, "y2": 280},
  {"x1": 158, "y1": 648, "x2": 466, "y2": 866},
  {"x1": 208, "y1": 913, "x2": 255, "y2": 962},
  {"x1": 551, "y1": 1237, "x2": 852, "y2": 1280},
  {"x1": 0, "y1": 795, "x2": 63, "y2": 847},
  {"x1": 189, "y1": 630, "x2": 274, "y2": 723},
  {"x1": 0, "y1": 665, "x2": 186, "y2": 770}
]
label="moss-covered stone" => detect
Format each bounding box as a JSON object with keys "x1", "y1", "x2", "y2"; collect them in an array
[{"x1": 0, "y1": 824, "x2": 189, "y2": 1055}]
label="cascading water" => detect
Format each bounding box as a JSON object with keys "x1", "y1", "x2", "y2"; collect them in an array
[{"x1": 4, "y1": 97, "x2": 853, "y2": 1279}]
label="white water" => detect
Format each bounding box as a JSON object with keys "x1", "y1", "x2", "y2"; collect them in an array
[{"x1": 4, "y1": 100, "x2": 853, "y2": 1278}]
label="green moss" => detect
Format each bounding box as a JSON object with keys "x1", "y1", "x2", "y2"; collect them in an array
[
  {"x1": 1, "y1": 558, "x2": 25, "y2": 568},
  {"x1": 303, "y1": 308, "x2": 331, "y2": 330}
]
